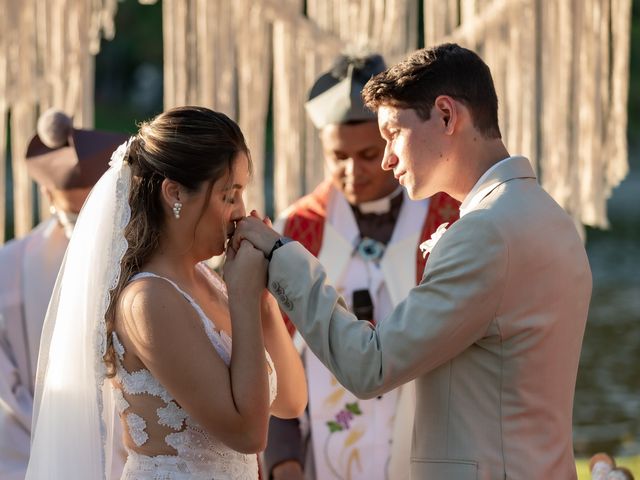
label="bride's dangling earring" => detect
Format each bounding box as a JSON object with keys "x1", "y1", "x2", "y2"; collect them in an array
[{"x1": 173, "y1": 202, "x2": 182, "y2": 219}]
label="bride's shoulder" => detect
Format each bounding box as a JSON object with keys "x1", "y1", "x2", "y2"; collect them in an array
[{"x1": 117, "y1": 275, "x2": 194, "y2": 329}]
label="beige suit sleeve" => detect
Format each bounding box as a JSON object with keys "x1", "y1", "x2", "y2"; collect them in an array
[{"x1": 268, "y1": 212, "x2": 508, "y2": 398}]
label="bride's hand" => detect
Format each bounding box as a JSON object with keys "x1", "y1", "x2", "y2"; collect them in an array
[
  {"x1": 232, "y1": 211, "x2": 280, "y2": 255},
  {"x1": 223, "y1": 239, "x2": 268, "y2": 299}
]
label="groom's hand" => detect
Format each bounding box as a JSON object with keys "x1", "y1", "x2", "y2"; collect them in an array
[{"x1": 232, "y1": 212, "x2": 280, "y2": 257}]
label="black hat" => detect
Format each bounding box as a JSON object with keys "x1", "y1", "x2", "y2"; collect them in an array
[
  {"x1": 305, "y1": 54, "x2": 386, "y2": 129},
  {"x1": 25, "y1": 109, "x2": 129, "y2": 190}
]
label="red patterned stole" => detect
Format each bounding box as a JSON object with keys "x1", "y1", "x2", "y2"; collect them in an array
[
  {"x1": 282, "y1": 180, "x2": 460, "y2": 333},
  {"x1": 416, "y1": 189, "x2": 461, "y2": 283},
  {"x1": 282, "y1": 180, "x2": 332, "y2": 258}
]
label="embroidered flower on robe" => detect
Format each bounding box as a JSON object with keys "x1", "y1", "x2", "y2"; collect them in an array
[
  {"x1": 326, "y1": 402, "x2": 363, "y2": 433},
  {"x1": 419, "y1": 222, "x2": 449, "y2": 258}
]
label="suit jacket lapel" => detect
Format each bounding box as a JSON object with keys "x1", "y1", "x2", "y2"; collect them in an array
[{"x1": 461, "y1": 156, "x2": 536, "y2": 216}]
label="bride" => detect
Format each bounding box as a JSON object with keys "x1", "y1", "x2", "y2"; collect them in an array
[{"x1": 25, "y1": 106, "x2": 307, "y2": 479}]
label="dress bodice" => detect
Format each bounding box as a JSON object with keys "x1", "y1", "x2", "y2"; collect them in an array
[{"x1": 113, "y1": 264, "x2": 277, "y2": 480}]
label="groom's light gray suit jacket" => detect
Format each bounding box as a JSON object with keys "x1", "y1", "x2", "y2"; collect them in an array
[{"x1": 267, "y1": 157, "x2": 591, "y2": 479}]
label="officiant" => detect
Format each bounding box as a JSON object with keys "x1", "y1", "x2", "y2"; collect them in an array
[{"x1": 0, "y1": 109, "x2": 127, "y2": 479}]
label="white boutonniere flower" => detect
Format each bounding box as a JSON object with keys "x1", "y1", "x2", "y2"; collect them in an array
[{"x1": 419, "y1": 222, "x2": 449, "y2": 258}]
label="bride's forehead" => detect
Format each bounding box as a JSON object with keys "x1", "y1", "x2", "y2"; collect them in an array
[
  {"x1": 205, "y1": 157, "x2": 246, "y2": 189},
  {"x1": 232, "y1": 152, "x2": 250, "y2": 175},
  {"x1": 229, "y1": 154, "x2": 251, "y2": 185}
]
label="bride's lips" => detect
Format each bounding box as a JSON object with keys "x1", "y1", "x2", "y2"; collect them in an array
[
  {"x1": 227, "y1": 220, "x2": 238, "y2": 238},
  {"x1": 224, "y1": 227, "x2": 235, "y2": 250}
]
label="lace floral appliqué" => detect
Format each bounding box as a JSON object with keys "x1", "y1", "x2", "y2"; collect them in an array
[
  {"x1": 114, "y1": 267, "x2": 277, "y2": 479},
  {"x1": 127, "y1": 413, "x2": 149, "y2": 447},
  {"x1": 117, "y1": 362, "x2": 173, "y2": 404},
  {"x1": 113, "y1": 331, "x2": 126, "y2": 361},
  {"x1": 113, "y1": 386, "x2": 130, "y2": 414},
  {"x1": 158, "y1": 401, "x2": 188, "y2": 430}
]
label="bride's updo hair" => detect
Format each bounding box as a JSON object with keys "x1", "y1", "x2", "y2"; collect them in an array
[{"x1": 104, "y1": 106, "x2": 251, "y2": 376}]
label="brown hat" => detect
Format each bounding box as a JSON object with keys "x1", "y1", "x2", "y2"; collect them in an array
[{"x1": 25, "y1": 109, "x2": 129, "y2": 190}]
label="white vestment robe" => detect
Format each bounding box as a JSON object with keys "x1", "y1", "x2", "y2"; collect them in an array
[
  {"x1": 0, "y1": 218, "x2": 67, "y2": 479},
  {"x1": 275, "y1": 185, "x2": 427, "y2": 480},
  {"x1": 0, "y1": 216, "x2": 127, "y2": 479}
]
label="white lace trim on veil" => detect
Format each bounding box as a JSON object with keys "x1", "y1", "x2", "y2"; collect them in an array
[{"x1": 26, "y1": 139, "x2": 134, "y2": 480}]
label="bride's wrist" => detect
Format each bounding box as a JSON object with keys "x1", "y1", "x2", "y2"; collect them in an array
[{"x1": 260, "y1": 291, "x2": 280, "y2": 319}]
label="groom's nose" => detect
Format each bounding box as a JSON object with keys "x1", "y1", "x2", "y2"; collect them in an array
[{"x1": 381, "y1": 143, "x2": 398, "y2": 171}]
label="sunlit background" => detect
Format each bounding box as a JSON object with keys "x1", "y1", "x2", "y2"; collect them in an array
[{"x1": 1, "y1": 0, "x2": 638, "y2": 476}]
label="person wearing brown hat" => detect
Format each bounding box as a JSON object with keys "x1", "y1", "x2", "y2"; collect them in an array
[
  {"x1": 0, "y1": 109, "x2": 127, "y2": 479},
  {"x1": 262, "y1": 54, "x2": 459, "y2": 480}
]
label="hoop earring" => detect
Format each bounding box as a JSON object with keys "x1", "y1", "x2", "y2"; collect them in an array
[{"x1": 172, "y1": 202, "x2": 182, "y2": 219}]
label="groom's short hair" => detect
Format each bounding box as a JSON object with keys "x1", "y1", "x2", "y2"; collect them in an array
[{"x1": 362, "y1": 43, "x2": 501, "y2": 139}]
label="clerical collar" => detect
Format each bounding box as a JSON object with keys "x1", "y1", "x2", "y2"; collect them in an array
[
  {"x1": 351, "y1": 187, "x2": 404, "y2": 247},
  {"x1": 356, "y1": 186, "x2": 403, "y2": 214}
]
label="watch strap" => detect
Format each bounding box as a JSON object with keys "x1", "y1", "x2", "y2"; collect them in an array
[{"x1": 266, "y1": 237, "x2": 293, "y2": 261}]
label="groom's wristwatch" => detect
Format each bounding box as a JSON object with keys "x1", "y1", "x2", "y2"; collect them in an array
[{"x1": 266, "y1": 237, "x2": 294, "y2": 261}]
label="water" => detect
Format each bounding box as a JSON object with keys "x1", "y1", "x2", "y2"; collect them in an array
[{"x1": 573, "y1": 153, "x2": 640, "y2": 457}]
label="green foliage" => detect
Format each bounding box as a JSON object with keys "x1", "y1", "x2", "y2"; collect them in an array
[{"x1": 94, "y1": 0, "x2": 163, "y2": 133}]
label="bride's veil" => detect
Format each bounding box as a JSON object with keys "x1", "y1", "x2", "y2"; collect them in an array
[{"x1": 25, "y1": 139, "x2": 133, "y2": 480}]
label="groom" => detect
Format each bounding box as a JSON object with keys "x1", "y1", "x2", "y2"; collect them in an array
[{"x1": 235, "y1": 43, "x2": 592, "y2": 479}]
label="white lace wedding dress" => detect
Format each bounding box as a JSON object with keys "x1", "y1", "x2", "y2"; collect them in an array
[
  {"x1": 25, "y1": 148, "x2": 278, "y2": 480},
  {"x1": 113, "y1": 265, "x2": 277, "y2": 480}
]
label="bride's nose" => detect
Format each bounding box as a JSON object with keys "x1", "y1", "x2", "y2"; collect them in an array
[{"x1": 232, "y1": 197, "x2": 246, "y2": 221}]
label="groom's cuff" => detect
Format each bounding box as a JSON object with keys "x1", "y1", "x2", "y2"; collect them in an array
[
  {"x1": 267, "y1": 239, "x2": 302, "y2": 312},
  {"x1": 266, "y1": 236, "x2": 294, "y2": 261}
]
